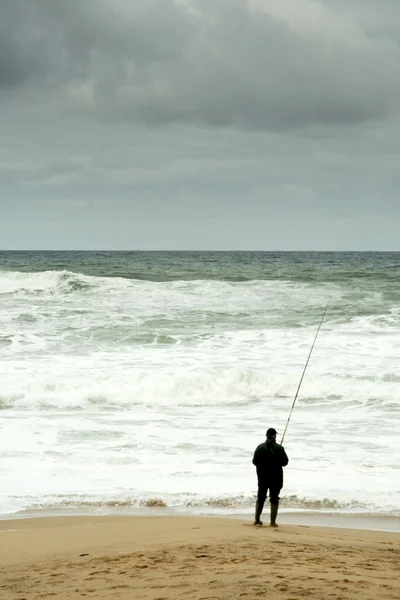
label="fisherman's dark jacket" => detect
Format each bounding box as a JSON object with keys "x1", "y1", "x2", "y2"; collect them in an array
[{"x1": 252, "y1": 440, "x2": 289, "y2": 487}]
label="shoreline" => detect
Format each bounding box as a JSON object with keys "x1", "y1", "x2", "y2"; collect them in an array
[
  {"x1": 1, "y1": 508, "x2": 399, "y2": 533},
  {"x1": 0, "y1": 515, "x2": 399, "y2": 599}
]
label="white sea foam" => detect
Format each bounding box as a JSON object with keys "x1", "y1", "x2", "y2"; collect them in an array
[{"x1": 0, "y1": 267, "x2": 399, "y2": 517}]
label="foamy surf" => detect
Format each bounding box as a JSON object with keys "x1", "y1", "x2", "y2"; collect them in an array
[{"x1": 0, "y1": 251, "x2": 399, "y2": 519}]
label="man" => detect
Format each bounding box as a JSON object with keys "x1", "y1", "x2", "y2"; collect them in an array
[{"x1": 252, "y1": 427, "x2": 289, "y2": 527}]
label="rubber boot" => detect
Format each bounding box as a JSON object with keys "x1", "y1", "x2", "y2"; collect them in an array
[
  {"x1": 270, "y1": 503, "x2": 279, "y2": 527},
  {"x1": 254, "y1": 500, "x2": 264, "y2": 525}
]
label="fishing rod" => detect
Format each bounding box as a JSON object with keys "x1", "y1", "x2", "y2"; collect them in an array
[{"x1": 280, "y1": 298, "x2": 331, "y2": 445}]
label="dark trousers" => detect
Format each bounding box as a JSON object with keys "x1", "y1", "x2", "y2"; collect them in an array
[{"x1": 257, "y1": 480, "x2": 281, "y2": 505}]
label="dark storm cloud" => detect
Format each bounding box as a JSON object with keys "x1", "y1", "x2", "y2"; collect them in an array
[
  {"x1": 2, "y1": 0, "x2": 400, "y2": 130},
  {"x1": 0, "y1": 0, "x2": 46, "y2": 89}
]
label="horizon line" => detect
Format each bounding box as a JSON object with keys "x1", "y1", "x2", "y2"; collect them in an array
[{"x1": 0, "y1": 249, "x2": 399, "y2": 253}]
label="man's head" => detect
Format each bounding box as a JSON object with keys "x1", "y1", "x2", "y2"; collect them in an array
[{"x1": 266, "y1": 428, "x2": 277, "y2": 440}]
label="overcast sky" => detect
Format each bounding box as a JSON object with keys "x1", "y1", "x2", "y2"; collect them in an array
[{"x1": 1, "y1": 0, "x2": 400, "y2": 250}]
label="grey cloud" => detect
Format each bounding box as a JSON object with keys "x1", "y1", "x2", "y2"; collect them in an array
[
  {"x1": 2, "y1": 0, "x2": 400, "y2": 130},
  {"x1": 0, "y1": 27, "x2": 43, "y2": 89},
  {"x1": 1, "y1": 108, "x2": 399, "y2": 219},
  {"x1": 1, "y1": 1, "x2": 400, "y2": 251},
  {"x1": 0, "y1": 0, "x2": 53, "y2": 89}
]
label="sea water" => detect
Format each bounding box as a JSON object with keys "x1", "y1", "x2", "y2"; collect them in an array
[{"x1": 0, "y1": 251, "x2": 399, "y2": 518}]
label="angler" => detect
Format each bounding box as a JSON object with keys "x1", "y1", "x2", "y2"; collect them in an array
[
  {"x1": 252, "y1": 428, "x2": 289, "y2": 526},
  {"x1": 251, "y1": 299, "x2": 330, "y2": 527}
]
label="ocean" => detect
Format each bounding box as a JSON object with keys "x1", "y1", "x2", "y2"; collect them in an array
[{"x1": 0, "y1": 251, "x2": 399, "y2": 519}]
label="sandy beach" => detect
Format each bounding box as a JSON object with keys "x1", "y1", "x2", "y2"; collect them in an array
[{"x1": 0, "y1": 516, "x2": 399, "y2": 600}]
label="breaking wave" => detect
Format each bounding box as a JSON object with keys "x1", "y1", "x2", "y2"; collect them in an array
[
  {"x1": 0, "y1": 270, "x2": 99, "y2": 295},
  {"x1": 9, "y1": 494, "x2": 399, "y2": 518}
]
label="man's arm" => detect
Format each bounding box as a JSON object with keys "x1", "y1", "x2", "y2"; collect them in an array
[
  {"x1": 279, "y1": 446, "x2": 289, "y2": 467},
  {"x1": 252, "y1": 446, "x2": 260, "y2": 466}
]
